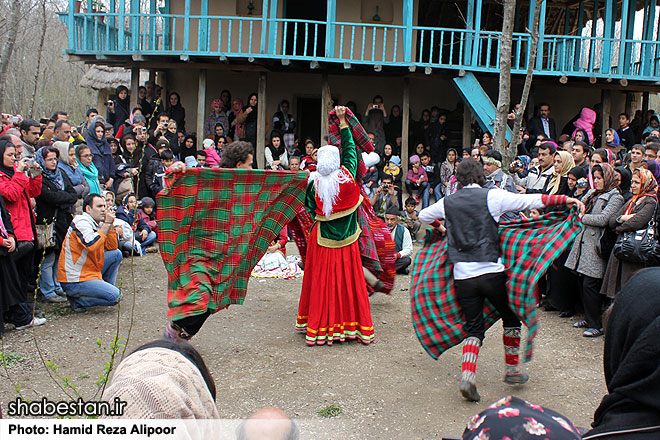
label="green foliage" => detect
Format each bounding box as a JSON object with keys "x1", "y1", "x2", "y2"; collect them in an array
[
  {"x1": 96, "y1": 336, "x2": 125, "y2": 389},
  {"x1": 0, "y1": 351, "x2": 26, "y2": 367},
  {"x1": 317, "y1": 404, "x2": 342, "y2": 418}
]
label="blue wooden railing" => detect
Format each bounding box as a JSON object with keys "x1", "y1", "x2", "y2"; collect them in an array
[{"x1": 58, "y1": 11, "x2": 660, "y2": 81}]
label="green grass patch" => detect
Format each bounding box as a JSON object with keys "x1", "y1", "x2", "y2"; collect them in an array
[
  {"x1": 45, "y1": 305, "x2": 75, "y2": 317},
  {"x1": 0, "y1": 352, "x2": 27, "y2": 367},
  {"x1": 317, "y1": 404, "x2": 342, "y2": 418},
  {"x1": 79, "y1": 374, "x2": 90, "y2": 379}
]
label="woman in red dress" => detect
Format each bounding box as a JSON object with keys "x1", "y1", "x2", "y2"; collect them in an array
[{"x1": 296, "y1": 107, "x2": 374, "y2": 345}]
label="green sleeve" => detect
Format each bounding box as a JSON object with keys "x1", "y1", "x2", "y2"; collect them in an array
[
  {"x1": 340, "y1": 125, "x2": 358, "y2": 177},
  {"x1": 305, "y1": 181, "x2": 317, "y2": 219}
]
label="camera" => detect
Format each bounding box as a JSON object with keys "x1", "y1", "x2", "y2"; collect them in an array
[
  {"x1": 104, "y1": 100, "x2": 113, "y2": 106},
  {"x1": 8, "y1": 116, "x2": 19, "y2": 124},
  {"x1": 577, "y1": 178, "x2": 588, "y2": 188},
  {"x1": 163, "y1": 122, "x2": 170, "y2": 129},
  {"x1": 139, "y1": 126, "x2": 147, "y2": 133}
]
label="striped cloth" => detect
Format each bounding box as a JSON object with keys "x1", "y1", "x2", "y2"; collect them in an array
[
  {"x1": 158, "y1": 168, "x2": 308, "y2": 321},
  {"x1": 411, "y1": 211, "x2": 582, "y2": 362},
  {"x1": 327, "y1": 107, "x2": 396, "y2": 293}
]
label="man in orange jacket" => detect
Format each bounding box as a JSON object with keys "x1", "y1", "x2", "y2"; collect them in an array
[{"x1": 58, "y1": 193, "x2": 123, "y2": 313}]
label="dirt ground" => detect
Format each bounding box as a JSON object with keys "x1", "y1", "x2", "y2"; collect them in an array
[{"x1": 0, "y1": 243, "x2": 606, "y2": 439}]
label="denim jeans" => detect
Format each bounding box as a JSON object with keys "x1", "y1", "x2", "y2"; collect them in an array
[
  {"x1": 422, "y1": 183, "x2": 443, "y2": 209},
  {"x1": 39, "y1": 250, "x2": 62, "y2": 299},
  {"x1": 140, "y1": 231, "x2": 157, "y2": 250},
  {"x1": 61, "y1": 249, "x2": 123, "y2": 308}
]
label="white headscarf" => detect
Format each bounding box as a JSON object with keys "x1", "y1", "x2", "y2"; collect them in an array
[{"x1": 309, "y1": 145, "x2": 352, "y2": 218}]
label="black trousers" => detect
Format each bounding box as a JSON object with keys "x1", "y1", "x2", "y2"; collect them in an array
[
  {"x1": 395, "y1": 256, "x2": 412, "y2": 274},
  {"x1": 455, "y1": 271, "x2": 521, "y2": 341},
  {"x1": 547, "y1": 250, "x2": 580, "y2": 313},
  {"x1": 580, "y1": 275, "x2": 603, "y2": 329},
  {"x1": 173, "y1": 310, "x2": 211, "y2": 336}
]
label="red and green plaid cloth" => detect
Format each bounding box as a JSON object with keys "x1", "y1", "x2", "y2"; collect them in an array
[
  {"x1": 157, "y1": 168, "x2": 308, "y2": 321},
  {"x1": 411, "y1": 211, "x2": 582, "y2": 362}
]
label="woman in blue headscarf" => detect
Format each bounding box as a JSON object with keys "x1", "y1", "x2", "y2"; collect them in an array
[
  {"x1": 85, "y1": 120, "x2": 116, "y2": 190},
  {"x1": 75, "y1": 144, "x2": 102, "y2": 195}
]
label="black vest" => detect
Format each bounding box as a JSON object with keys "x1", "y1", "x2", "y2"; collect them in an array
[{"x1": 444, "y1": 187, "x2": 500, "y2": 264}]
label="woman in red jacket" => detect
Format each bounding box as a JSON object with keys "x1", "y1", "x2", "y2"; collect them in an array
[{"x1": 0, "y1": 137, "x2": 43, "y2": 295}]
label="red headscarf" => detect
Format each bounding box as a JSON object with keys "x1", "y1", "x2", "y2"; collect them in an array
[{"x1": 623, "y1": 168, "x2": 658, "y2": 215}]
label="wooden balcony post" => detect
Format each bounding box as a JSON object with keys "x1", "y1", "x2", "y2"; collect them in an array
[
  {"x1": 118, "y1": 0, "x2": 125, "y2": 51},
  {"x1": 199, "y1": 0, "x2": 209, "y2": 52},
  {"x1": 573, "y1": 1, "x2": 585, "y2": 71},
  {"x1": 642, "y1": 0, "x2": 657, "y2": 77},
  {"x1": 197, "y1": 69, "x2": 207, "y2": 140},
  {"x1": 403, "y1": 0, "x2": 413, "y2": 63},
  {"x1": 470, "y1": 0, "x2": 482, "y2": 66},
  {"x1": 183, "y1": 0, "x2": 190, "y2": 52},
  {"x1": 321, "y1": 74, "x2": 331, "y2": 145},
  {"x1": 130, "y1": 67, "x2": 139, "y2": 110},
  {"x1": 601, "y1": 89, "x2": 611, "y2": 146},
  {"x1": 68, "y1": 0, "x2": 74, "y2": 50},
  {"x1": 257, "y1": 72, "x2": 267, "y2": 169},
  {"x1": 149, "y1": 0, "x2": 157, "y2": 51},
  {"x1": 463, "y1": 105, "x2": 472, "y2": 153},
  {"x1": 402, "y1": 77, "x2": 410, "y2": 169},
  {"x1": 601, "y1": 0, "x2": 614, "y2": 74},
  {"x1": 130, "y1": 0, "x2": 140, "y2": 51},
  {"x1": 620, "y1": 0, "x2": 634, "y2": 75},
  {"x1": 325, "y1": 0, "x2": 336, "y2": 58},
  {"x1": 267, "y1": 0, "x2": 279, "y2": 54},
  {"x1": 260, "y1": 0, "x2": 269, "y2": 54},
  {"x1": 464, "y1": 0, "x2": 475, "y2": 65}
]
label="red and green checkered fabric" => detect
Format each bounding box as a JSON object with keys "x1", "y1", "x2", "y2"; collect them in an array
[
  {"x1": 411, "y1": 210, "x2": 582, "y2": 362},
  {"x1": 157, "y1": 168, "x2": 308, "y2": 321}
]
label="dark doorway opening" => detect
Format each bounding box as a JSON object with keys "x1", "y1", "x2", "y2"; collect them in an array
[
  {"x1": 296, "y1": 97, "x2": 321, "y2": 146},
  {"x1": 283, "y1": 0, "x2": 326, "y2": 57}
]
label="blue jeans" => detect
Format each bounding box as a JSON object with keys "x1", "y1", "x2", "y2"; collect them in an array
[
  {"x1": 422, "y1": 183, "x2": 443, "y2": 209},
  {"x1": 61, "y1": 249, "x2": 123, "y2": 308},
  {"x1": 39, "y1": 250, "x2": 62, "y2": 298},
  {"x1": 140, "y1": 231, "x2": 157, "y2": 250}
]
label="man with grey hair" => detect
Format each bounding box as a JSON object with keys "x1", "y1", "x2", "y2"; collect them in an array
[{"x1": 236, "y1": 408, "x2": 299, "y2": 440}]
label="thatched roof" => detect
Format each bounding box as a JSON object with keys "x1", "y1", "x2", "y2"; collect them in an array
[{"x1": 79, "y1": 65, "x2": 148, "y2": 91}]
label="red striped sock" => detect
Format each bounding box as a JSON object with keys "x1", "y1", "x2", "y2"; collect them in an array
[{"x1": 461, "y1": 337, "x2": 481, "y2": 384}]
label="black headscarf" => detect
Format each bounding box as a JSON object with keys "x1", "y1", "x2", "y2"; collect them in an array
[
  {"x1": 614, "y1": 165, "x2": 633, "y2": 201},
  {"x1": 585, "y1": 268, "x2": 660, "y2": 439},
  {"x1": 0, "y1": 138, "x2": 15, "y2": 177},
  {"x1": 266, "y1": 131, "x2": 285, "y2": 159}
]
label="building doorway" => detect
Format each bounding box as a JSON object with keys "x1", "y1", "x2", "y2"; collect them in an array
[
  {"x1": 296, "y1": 97, "x2": 321, "y2": 146},
  {"x1": 283, "y1": 0, "x2": 326, "y2": 57}
]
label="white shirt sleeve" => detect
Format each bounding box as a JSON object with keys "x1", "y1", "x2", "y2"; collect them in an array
[
  {"x1": 486, "y1": 188, "x2": 546, "y2": 222},
  {"x1": 418, "y1": 199, "x2": 446, "y2": 224},
  {"x1": 264, "y1": 148, "x2": 274, "y2": 167},
  {"x1": 399, "y1": 226, "x2": 413, "y2": 258}
]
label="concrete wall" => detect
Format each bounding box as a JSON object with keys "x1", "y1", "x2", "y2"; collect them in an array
[{"x1": 163, "y1": 68, "x2": 630, "y2": 146}]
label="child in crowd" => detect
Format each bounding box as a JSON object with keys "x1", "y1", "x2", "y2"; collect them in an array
[
  {"x1": 403, "y1": 197, "x2": 421, "y2": 242},
  {"x1": 405, "y1": 155, "x2": 428, "y2": 202},
  {"x1": 303, "y1": 148, "x2": 318, "y2": 172},
  {"x1": 202, "y1": 138, "x2": 221, "y2": 167},
  {"x1": 381, "y1": 155, "x2": 403, "y2": 206},
  {"x1": 420, "y1": 152, "x2": 441, "y2": 208},
  {"x1": 116, "y1": 193, "x2": 157, "y2": 256},
  {"x1": 139, "y1": 197, "x2": 158, "y2": 232},
  {"x1": 150, "y1": 149, "x2": 175, "y2": 196},
  {"x1": 363, "y1": 159, "x2": 380, "y2": 196},
  {"x1": 300, "y1": 140, "x2": 315, "y2": 169}
]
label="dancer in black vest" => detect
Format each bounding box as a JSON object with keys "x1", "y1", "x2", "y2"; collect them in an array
[{"x1": 419, "y1": 159, "x2": 585, "y2": 402}]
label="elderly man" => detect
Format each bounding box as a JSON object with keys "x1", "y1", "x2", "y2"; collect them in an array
[
  {"x1": 53, "y1": 120, "x2": 72, "y2": 143},
  {"x1": 384, "y1": 206, "x2": 413, "y2": 274},
  {"x1": 58, "y1": 193, "x2": 123, "y2": 313}
]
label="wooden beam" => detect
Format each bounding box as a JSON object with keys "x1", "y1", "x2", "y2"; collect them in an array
[
  {"x1": 268, "y1": 0, "x2": 279, "y2": 54},
  {"x1": 321, "y1": 73, "x2": 331, "y2": 145},
  {"x1": 601, "y1": 88, "x2": 611, "y2": 147},
  {"x1": 196, "y1": 69, "x2": 207, "y2": 140},
  {"x1": 256, "y1": 72, "x2": 267, "y2": 168},
  {"x1": 326, "y1": 0, "x2": 336, "y2": 58},
  {"x1": 463, "y1": 105, "x2": 472, "y2": 153},
  {"x1": 403, "y1": 0, "x2": 414, "y2": 63},
  {"x1": 402, "y1": 77, "x2": 410, "y2": 164},
  {"x1": 130, "y1": 67, "x2": 139, "y2": 110}
]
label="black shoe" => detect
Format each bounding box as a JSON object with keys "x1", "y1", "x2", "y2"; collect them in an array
[
  {"x1": 558, "y1": 311, "x2": 574, "y2": 318},
  {"x1": 68, "y1": 298, "x2": 86, "y2": 313},
  {"x1": 459, "y1": 381, "x2": 480, "y2": 402},
  {"x1": 544, "y1": 304, "x2": 558, "y2": 312},
  {"x1": 504, "y1": 372, "x2": 529, "y2": 385}
]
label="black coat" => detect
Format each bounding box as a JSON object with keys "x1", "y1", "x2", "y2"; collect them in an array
[
  {"x1": 35, "y1": 173, "x2": 77, "y2": 250},
  {"x1": 527, "y1": 116, "x2": 557, "y2": 140}
]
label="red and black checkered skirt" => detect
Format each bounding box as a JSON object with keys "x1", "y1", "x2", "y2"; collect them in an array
[{"x1": 295, "y1": 224, "x2": 375, "y2": 346}]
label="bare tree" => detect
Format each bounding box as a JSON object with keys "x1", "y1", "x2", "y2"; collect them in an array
[
  {"x1": 511, "y1": 1, "x2": 544, "y2": 165},
  {"x1": 29, "y1": 0, "x2": 48, "y2": 117},
  {"x1": 493, "y1": 0, "x2": 544, "y2": 168},
  {"x1": 0, "y1": 0, "x2": 22, "y2": 110},
  {"x1": 492, "y1": 0, "x2": 516, "y2": 162}
]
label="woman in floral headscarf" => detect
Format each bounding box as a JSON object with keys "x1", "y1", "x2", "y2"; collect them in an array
[
  {"x1": 565, "y1": 163, "x2": 624, "y2": 337},
  {"x1": 601, "y1": 169, "x2": 658, "y2": 298},
  {"x1": 204, "y1": 98, "x2": 229, "y2": 138}
]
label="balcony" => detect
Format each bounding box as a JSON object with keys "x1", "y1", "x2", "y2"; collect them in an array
[{"x1": 58, "y1": 2, "x2": 660, "y2": 82}]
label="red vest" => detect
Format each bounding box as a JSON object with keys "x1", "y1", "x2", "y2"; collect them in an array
[{"x1": 314, "y1": 167, "x2": 361, "y2": 218}]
